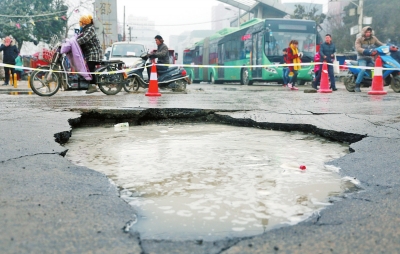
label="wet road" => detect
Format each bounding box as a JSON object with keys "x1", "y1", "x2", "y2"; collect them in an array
[{"x1": 1, "y1": 82, "x2": 400, "y2": 253}]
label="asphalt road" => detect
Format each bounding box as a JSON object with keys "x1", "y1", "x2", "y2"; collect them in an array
[{"x1": 1, "y1": 82, "x2": 400, "y2": 253}]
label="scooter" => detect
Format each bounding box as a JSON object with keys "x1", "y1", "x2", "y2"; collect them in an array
[
  {"x1": 124, "y1": 52, "x2": 188, "y2": 93},
  {"x1": 30, "y1": 36, "x2": 128, "y2": 96},
  {"x1": 344, "y1": 45, "x2": 400, "y2": 93}
]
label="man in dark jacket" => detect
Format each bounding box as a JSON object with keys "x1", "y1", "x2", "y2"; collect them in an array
[
  {"x1": 314, "y1": 34, "x2": 337, "y2": 91},
  {"x1": 148, "y1": 35, "x2": 169, "y2": 76},
  {"x1": 0, "y1": 36, "x2": 19, "y2": 86}
]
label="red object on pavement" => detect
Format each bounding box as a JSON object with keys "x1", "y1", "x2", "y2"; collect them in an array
[{"x1": 300, "y1": 165, "x2": 306, "y2": 170}]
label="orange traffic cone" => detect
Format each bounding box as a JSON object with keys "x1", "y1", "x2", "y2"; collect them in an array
[
  {"x1": 145, "y1": 64, "x2": 161, "y2": 97},
  {"x1": 368, "y1": 55, "x2": 387, "y2": 95},
  {"x1": 318, "y1": 61, "x2": 332, "y2": 93}
]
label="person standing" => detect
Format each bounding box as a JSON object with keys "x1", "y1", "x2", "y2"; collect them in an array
[
  {"x1": 15, "y1": 54, "x2": 23, "y2": 80},
  {"x1": 354, "y1": 26, "x2": 384, "y2": 92},
  {"x1": 315, "y1": 34, "x2": 337, "y2": 91},
  {"x1": 280, "y1": 48, "x2": 290, "y2": 87},
  {"x1": 0, "y1": 36, "x2": 19, "y2": 86},
  {"x1": 77, "y1": 14, "x2": 102, "y2": 94},
  {"x1": 311, "y1": 51, "x2": 321, "y2": 89},
  {"x1": 287, "y1": 40, "x2": 302, "y2": 90}
]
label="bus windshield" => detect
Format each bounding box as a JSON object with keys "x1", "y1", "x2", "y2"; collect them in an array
[
  {"x1": 264, "y1": 20, "x2": 317, "y2": 62},
  {"x1": 183, "y1": 50, "x2": 193, "y2": 65}
]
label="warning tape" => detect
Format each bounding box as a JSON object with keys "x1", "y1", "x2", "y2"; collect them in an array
[{"x1": 0, "y1": 62, "x2": 399, "y2": 75}]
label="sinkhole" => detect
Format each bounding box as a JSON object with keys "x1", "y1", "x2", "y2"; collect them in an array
[{"x1": 64, "y1": 123, "x2": 357, "y2": 241}]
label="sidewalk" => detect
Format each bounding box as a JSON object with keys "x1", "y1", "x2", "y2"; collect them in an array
[{"x1": 0, "y1": 80, "x2": 31, "y2": 92}]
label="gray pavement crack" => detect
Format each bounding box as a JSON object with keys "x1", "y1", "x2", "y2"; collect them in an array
[
  {"x1": 0, "y1": 152, "x2": 66, "y2": 163},
  {"x1": 345, "y1": 114, "x2": 400, "y2": 132}
]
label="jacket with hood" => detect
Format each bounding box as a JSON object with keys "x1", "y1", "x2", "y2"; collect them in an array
[
  {"x1": 0, "y1": 37, "x2": 19, "y2": 65},
  {"x1": 355, "y1": 26, "x2": 384, "y2": 61}
]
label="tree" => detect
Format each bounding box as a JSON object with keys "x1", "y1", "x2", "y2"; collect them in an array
[
  {"x1": 327, "y1": 3, "x2": 358, "y2": 52},
  {"x1": 0, "y1": 0, "x2": 68, "y2": 50},
  {"x1": 291, "y1": 4, "x2": 327, "y2": 27},
  {"x1": 329, "y1": 0, "x2": 400, "y2": 52}
]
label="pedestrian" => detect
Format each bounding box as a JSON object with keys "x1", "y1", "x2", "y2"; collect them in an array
[
  {"x1": 287, "y1": 40, "x2": 303, "y2": 90},
  {"x1": 280, "y1": 48, "x2": 290, "y2": 87},
  {"x1": 315, "y1": 34, "x2": 337, "y2": 91},
  {"x1": 76, "y1": 14, "x2": 102, "y2": 94},
  {"x1": 0, "y1": 36, "x2": 19, "y2": 86},
  {"x1": 311, "y1": 51, "x2": 321, "y2": 89},
  {"x1": 147, "y1": 35, "x2": 169, "y2": 78},
  {"x1": 15, "y1": 54, "x2": 23, "y2": 80},
  {"x1": 354, "y1": 26, "x2": 384, "y2": 92}
]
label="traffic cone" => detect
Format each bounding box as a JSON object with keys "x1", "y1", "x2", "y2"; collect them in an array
[
  {"x1": 368, "y1": 55, "x2": 387, "y2": 95},
  {"x1": 145, "y1": 64, "x2": 161, "y2": 97},
  {"x1": 318, "y1": 61, "x2": 332, "y2": 93}
]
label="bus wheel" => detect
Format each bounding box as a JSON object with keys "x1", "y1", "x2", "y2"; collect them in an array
[
  {"x1": 188, "y1": 74, "x2": 193, "y2": 84},
  {"x1": 210, "y1": 73, "x2": 217, "y2": 84},
  {"x1": 240, "y1": 69, "x2": 250, "y2": 85}
]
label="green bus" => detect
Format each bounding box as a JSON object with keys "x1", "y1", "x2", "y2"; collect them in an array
[{"x1": 183, "y1": 18, "x2": 320, "y2": 85}]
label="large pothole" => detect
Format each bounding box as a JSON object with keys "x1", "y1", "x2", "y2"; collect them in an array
[{"x1": 63, "y1": 122, "x2": 358, "y2": 241}]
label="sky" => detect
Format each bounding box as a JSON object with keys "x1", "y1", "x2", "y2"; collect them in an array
[{"x1": 116, "y1": 0, "x2": 329, "y2": 45}]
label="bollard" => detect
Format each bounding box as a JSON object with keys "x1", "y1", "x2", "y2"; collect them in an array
[
  {"x1": 9, "y1": 71, "x2": 13, "y2": 86},
  {"x1": 28, "y1": 75, "x2": 31, "y2": 88},
  {"x1": 13, "y1": 73, "x2": 18, "y2": 88}
]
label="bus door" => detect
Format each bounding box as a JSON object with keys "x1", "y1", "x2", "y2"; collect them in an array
[
  {"x1": 203, "y1": 38, "x2": 210, "y2": 81},
  {"x1": 218, "y1": 44, "x2": 224, "y2": 80},
  {"x1": 194, "y1": 47, "x2": 201, "y2": 80},
  {"x1": 252, "y1": 32, "x2": 263, "y2": 79}
]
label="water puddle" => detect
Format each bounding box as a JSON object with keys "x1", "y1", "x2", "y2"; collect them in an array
[{"x1": 64, "y1": 123, "x2": 354, "y2": 240}]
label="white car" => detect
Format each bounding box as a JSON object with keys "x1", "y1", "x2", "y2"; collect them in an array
[{"x1": 108, "y1": 42, "x2": 147, "y2": 69}]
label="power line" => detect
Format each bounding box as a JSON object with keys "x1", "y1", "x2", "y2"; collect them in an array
[
  {"x1": 0, "y1": 10, "x2": 67, "y2": 18},
  {"x1": 120, "y1": 17, "x2": 238, "y2": 27}
]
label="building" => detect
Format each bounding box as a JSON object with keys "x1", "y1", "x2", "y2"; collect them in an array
[
  {"x1": 170, "y1": 30, "x2": 216, "y2": 64},
  {"x1": 212, "y1": 3, "x2": 237, "y2": 30},
  {"x1": 94, "y1": 0, "x2": 119, "y2": 52},
  {"x1": 123, "y1": 15, "x2": 159, "y2": 51}
]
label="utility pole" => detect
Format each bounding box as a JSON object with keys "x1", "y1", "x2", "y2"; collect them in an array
[
  {"x1": 129, "y1": 27, "x2": 132, "y2": 42},
  {"x1": 123, "y1": 6, "x2": 126, "y2": 41},
  {"x1": 357, "y1": 0, "x2": 364, "y2": 36}
]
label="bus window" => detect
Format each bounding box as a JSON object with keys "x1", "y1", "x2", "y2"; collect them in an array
[
  {"x1": 209, "y1": 42, "x2": 218, "y2": 64},
  {"x1": 183, "y1": 50, "x2": 192, "y2": 65}
]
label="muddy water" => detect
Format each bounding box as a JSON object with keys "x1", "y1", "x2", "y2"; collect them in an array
[{"x1": 64, "y1": 124, "x2": 351, "y2": 241}]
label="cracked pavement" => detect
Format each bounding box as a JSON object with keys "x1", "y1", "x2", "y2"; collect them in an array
[{"x1": 1, "y1": 83, "x2": 400, "y2": 253}]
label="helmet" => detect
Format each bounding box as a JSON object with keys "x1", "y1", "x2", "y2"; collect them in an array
[{"x1": 79, "y1": 15, "x2": 92, "y2": 26}]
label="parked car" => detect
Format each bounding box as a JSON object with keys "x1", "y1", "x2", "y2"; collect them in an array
[{"x1": 109, "y1": 42, "x2": 147, "y2": 68}]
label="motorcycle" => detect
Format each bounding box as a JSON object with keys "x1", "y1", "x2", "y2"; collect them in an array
[
  {"x1": 344, "y1": 45, "x2": 400, "y2": 93},
  {"x1": 124, "y1": 52, "x2": 188, "y2": 93},
  {"x1": 29, "y1": 36, "x2": 128, "y2": 96}
]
